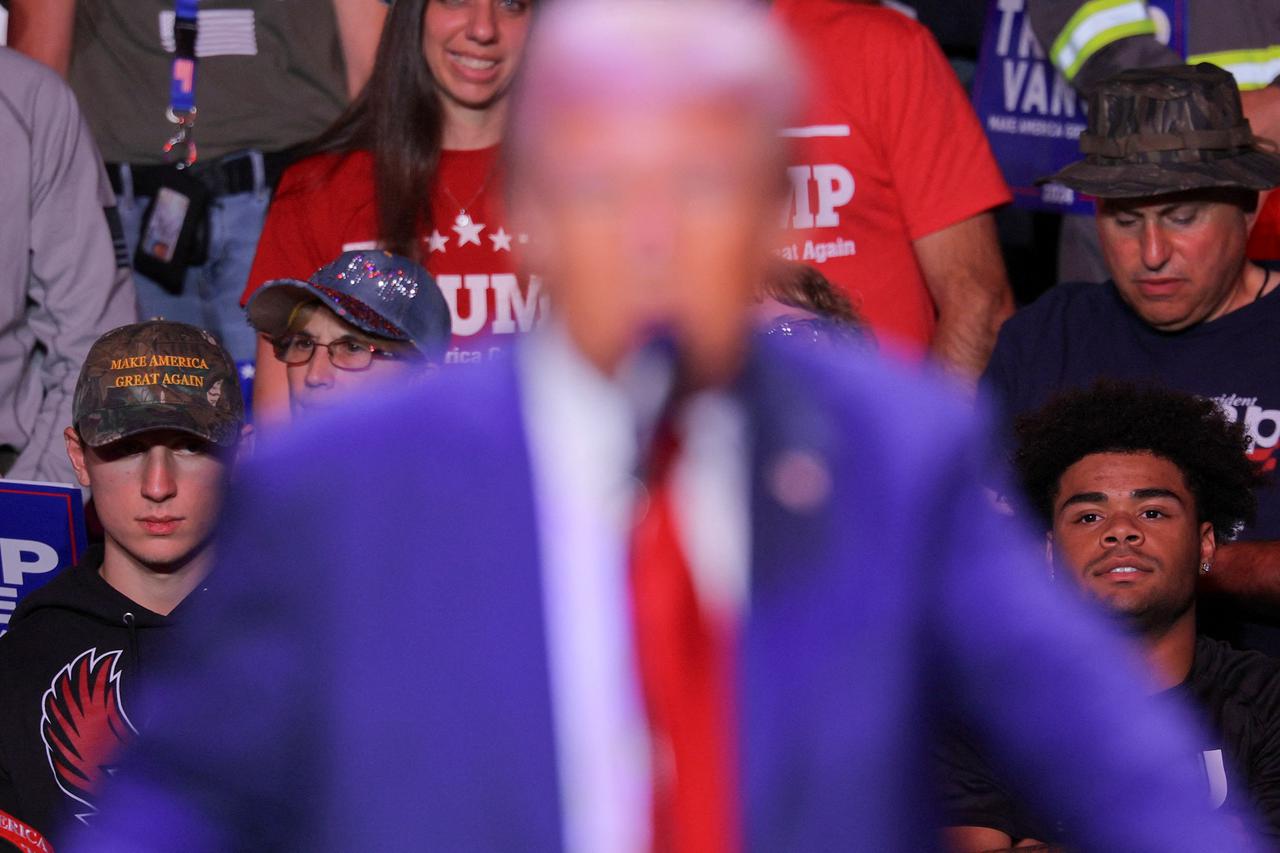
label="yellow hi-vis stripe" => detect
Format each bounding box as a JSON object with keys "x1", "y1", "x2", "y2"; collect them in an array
[
  {"x1": 1188, "y1": 46, "x2": 1280, "y2": 91},
  {"x1": 1051, "y1": 0, "x2": 1156, "y2": 81}
]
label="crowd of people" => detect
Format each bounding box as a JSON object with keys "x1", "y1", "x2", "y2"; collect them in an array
[{"x1": 1, "y1": 0, "x2": 1280, "y2": 850}]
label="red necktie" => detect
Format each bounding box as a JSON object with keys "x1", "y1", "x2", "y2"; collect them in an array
[{"x1": 629, "y1": 424, "x2": 741, "y2": 853}]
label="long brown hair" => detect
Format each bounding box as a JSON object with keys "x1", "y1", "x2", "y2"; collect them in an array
[{"x1": 309, "y1": 0, "x2": 443, "y2": 259}]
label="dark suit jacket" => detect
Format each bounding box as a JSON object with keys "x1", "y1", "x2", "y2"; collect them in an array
[{"x1": 69, "y1": 336, "x2": 1251, "y2": 851}]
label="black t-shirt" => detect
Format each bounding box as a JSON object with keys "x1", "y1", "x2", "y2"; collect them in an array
[
  {"x1": 982, "y1": 271, "x2": 1280, "y2": 541},
  {"x1": 937, "y1": 635, "x2": 1280, "y2": 843},
  {"x1": 982, "y1": 271, "x2": 1280, "y2": 652}
]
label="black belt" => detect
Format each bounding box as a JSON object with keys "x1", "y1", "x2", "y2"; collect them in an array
[{"x1": 106, "y1": 149, "x2": 296, "y2": 199}]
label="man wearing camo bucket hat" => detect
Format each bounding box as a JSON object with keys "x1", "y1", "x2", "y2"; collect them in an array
[
  {"x1": 0, "y1": 320, "x2": 246, "y2": 842},
  {"x1": 983, "y1": 63, "x2": 1280, "y2": 655},
  {"x1": 246, "y1": 249, "x2": 451, "y2": 422}
]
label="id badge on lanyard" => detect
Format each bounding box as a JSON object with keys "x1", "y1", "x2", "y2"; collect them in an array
[{"x1": 134, "y1": 0, "x2": 210, "y2": 291}]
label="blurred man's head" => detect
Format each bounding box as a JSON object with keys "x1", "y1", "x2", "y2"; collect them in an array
[
  {"x1": 64, "y1": 321, "x2": 247, "y2": 574},
  {"x1": 1045, "y1": 64, "x2": 1280, "y2": 331},
  {"x1": 1013, "y1": 383, "x2": 1265, "y2": 636},
  {"x1": 506, "y1": 0, "x2": 803, "y2": 386},
  {"x1": 247, "y1": 251, "x2": 451, "y2": 417}
]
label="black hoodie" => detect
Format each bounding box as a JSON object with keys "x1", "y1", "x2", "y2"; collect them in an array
[{"x1": 0, "y1": 546, "x2": 188, "y2": 840}]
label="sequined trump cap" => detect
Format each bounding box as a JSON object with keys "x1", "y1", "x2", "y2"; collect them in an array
[
  {"x1": 73, "y1": 320, "x2": 246, "y2": 448},
  {"x1": 247, "y1": 250, "x2": 452, "y2": 360}
]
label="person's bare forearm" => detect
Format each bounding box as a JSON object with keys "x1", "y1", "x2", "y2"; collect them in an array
[
  {"x1": 914, "y1": 212, "x2": 1015, "y2": 385},
  {"x1": 251, "y1": 334, "x2": 293, "y2": 433},
  {"x1": 1201, "y1": 540, "x2": 1280, "y2": 613},
  {"x1": 942, "y1": 825, "x2": 1059, "y2": 852},
  {"x1": 942, "y1": 825, "x2": 1015, "y2": 852},
  {"x1": 332, "y1": 0, "x2": 388, "y2": 98},
  {"x1": 8, "y1": 0, "x2": 77, "y2": 77},
  {"x1": 931, "y1": 286, "x2": 1014, "y2": 386}
]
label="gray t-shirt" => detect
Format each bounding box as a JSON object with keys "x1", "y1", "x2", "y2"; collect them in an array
[
  {"x1": 0, "y1": 48, "x2": 138, "y2": 485},
  {"x1": 69, "y1": 0, "x2": 348, "y2": 164}
]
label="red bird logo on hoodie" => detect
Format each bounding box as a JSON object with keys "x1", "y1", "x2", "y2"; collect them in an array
[{"x1": 39, "y1": 648, "x2": 138, "y2": 822}]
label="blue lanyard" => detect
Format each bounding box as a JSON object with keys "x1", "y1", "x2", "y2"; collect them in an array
[{"x1": 164, "y1": 0, "x2": 199, "y2": 165}]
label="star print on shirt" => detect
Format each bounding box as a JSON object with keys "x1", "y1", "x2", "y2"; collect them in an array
[
  {"x1": 453, "y1": 218, "x2": 485, "y2": 247},
  {"x1": 428, "y1": 230, "x2": 449, "y2": 253},
  {"x1": 489, "y1": 227, "x2": 513, "y2": 252}
]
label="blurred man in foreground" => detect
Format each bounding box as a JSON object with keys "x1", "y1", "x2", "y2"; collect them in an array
[
  {"x1": 71, "y1": 3, "x2": 1256, "y2": 851},
  {"x1": 941, "y1": 383, "x2": 1280, "y2": 850}
]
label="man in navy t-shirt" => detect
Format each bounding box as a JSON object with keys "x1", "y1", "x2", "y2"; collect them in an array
[{"x1": 983, "y1": 65, "x2": 1280, "y2": 647}]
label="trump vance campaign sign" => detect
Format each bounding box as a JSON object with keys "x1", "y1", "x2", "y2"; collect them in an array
[
  {"x1": 972, "y1": 0, "x2": 1186, "y2": 214},
  {"x1": 0, "y1": 480, "x2": 88, "y2": 636}
]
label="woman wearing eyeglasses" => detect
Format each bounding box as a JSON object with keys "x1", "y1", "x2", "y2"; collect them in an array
[{"x1": 246, "y1": 250, "x2": 451, "y2": 418}]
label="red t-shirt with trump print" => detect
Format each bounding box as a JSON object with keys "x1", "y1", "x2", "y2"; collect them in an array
[
  {"x1": 772, "y1": 1, "x2": 1011, "y2": 359},
  {"x1": 243, "y1": 146, "x2": 543, "y2": 364}
]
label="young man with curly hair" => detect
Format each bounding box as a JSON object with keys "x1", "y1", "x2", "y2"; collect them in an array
[{"x1": 941, "y1": 382, "x2": 1280, "y2": 851}]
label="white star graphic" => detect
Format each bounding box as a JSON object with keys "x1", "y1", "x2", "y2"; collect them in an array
[
  {"x1": 488, "y1": 227, "x2": 513, "y2": 252},
  {"x1": 453, "y1": 218, "x2": 484, "y2": 247},
  {"x1": 239, "y1": 363, "x2": 256, "y2": 380},
  {"x1": 427, "y1": 229, "x2": 449, "y2": 253}
]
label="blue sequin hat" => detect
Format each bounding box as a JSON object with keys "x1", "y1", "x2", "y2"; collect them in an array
[{"x1": 246, "y1": 250, "x2": 452, "y2": 360}]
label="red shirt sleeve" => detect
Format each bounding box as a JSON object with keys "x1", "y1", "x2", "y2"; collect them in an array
[
  {"x1": 876, "y1": 20, "x2": 1012, "y2": 241},
  {"x1": 1248, "y1": 190, "x2": 1280, "y2": 263},
  {"x1": 241, "y1": 154, "x2": 371, "y2": 305}
]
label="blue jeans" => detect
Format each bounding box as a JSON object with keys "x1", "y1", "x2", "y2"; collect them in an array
[{"x1": 115, "y1": 156, "x2": 269, "y2": 364}]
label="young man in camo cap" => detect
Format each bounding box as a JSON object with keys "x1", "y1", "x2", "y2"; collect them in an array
[{"x1": 0, "y1": 320, "x2": 245, "y2": 844}]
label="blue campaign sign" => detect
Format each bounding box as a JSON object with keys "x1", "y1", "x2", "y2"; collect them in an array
[
  {"x1": 236, "y1": 358, "x2": 255, "y2": 423},
  {"x1": 0, "y1": 480, "x2": 88, "y2": 635},
  {"x1": 972, "y1": 0, "x2": 1185, "y2": 214}
]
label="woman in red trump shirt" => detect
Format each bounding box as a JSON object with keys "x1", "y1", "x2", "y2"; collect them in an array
[{"x1": 243, "y1": 0, "x2": 541, "y2": 427}]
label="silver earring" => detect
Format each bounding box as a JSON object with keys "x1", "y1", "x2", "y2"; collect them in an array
[{"x1": 1200, "y1": 562, "x2": 1211, "y2": 575}]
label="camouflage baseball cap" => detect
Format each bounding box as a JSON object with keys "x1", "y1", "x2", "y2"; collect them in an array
[
  {"x1": 72, "y1": 321, "x2": 245, "y2": 448},
  {"x1": 1042, "y1": 64, "x2": 1280, "y2": 198}
]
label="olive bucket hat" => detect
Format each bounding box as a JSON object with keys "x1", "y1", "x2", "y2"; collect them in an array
[{"x1": 1042, "y1": 63, "x2": 1280, "y2": 199}]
